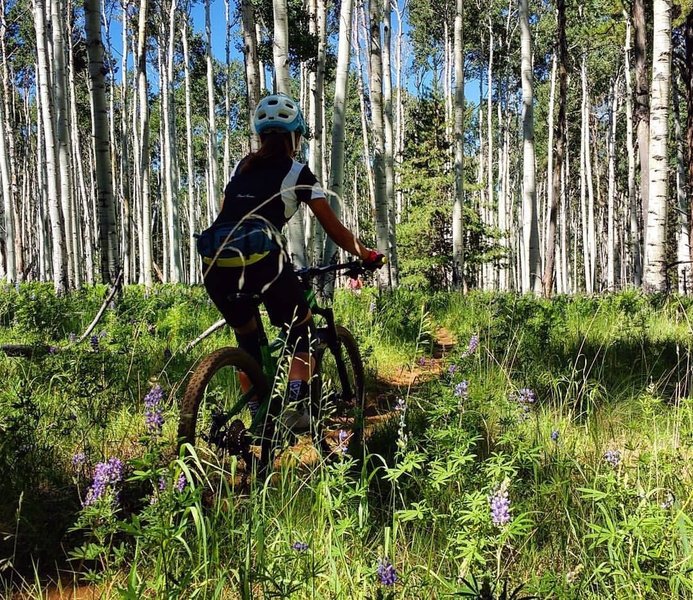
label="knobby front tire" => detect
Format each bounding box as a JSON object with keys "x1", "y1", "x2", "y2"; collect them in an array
[{"x1": 314, "y1": 325, "x2": 366, "y2": 459}]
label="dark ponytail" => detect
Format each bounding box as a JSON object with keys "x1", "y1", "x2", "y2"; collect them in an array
[{"x1": 240, "y1": 132, "x2": 293, "y2": 174}]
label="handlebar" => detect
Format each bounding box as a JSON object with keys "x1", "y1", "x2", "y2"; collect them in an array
[{"x1": 295, "y1": 255, "x2": 387, "y2": 281}]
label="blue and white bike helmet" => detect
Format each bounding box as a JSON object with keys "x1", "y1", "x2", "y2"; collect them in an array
[{"x1": 253, "y1": 94, "x2": 308, "y2": 137}]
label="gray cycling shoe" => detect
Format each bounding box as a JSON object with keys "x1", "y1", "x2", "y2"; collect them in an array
[{"x1": 281, "y1": 380, "x2": 312, "y2": 432}]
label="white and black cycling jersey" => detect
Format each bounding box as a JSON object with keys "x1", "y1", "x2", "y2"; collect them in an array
[{"x1": 216, "y1": 156, "x2": 324, "y2": 231}]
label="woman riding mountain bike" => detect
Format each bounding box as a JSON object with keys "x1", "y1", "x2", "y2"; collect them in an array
[{"x1": 198, "y1": 92, "x2": 384, "y2": 429}]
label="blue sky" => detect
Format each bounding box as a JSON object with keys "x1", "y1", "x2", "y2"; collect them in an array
[{"x1": 102, "y1": 1, "x2": 481, "y2": 107}]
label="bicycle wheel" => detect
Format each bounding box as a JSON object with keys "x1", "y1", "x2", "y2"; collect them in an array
[
  {"x1": 178, "y1": 347, "x2": 271, "y2": 472},
  {"x1": 313, "y1": 326, "x2": 366, "y2": 459}
]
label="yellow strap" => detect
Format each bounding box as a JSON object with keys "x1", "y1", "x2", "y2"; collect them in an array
[{"x1": 202, "y1": 251, "x2": 270, "y2": 268}]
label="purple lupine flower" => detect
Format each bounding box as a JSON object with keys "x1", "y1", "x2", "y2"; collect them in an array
[
  {"x1": 551, "y1": 430, "x2": 559, "y2": 442},
  {"x1": 418, "y1": 357, "x2": 426, "y2": 366},
  {"x1": 48, "y1": 346, "x2": 58, "y2": 354},
  {"x1": 144, "y1": 384, "x2": 165, "y2": 434},
  {"x1": 454, "y1": 380, "x2": 469, "y2": 399},
  {"x1": 448, "y1": 364, "x2": 458, "y2": 375},
  {"x1": 369, "y1": 300, "x2": 377, "y2": 314},
  {"x1": 83, "y1": 457, "x2": 123, "y2": 506},
  {"x1": 466, "y1": 334, "x2": 479, "y2": 355},
  {"x1": 72, "y1": 452, "x2": 86, "y2": 468},
  {"x1": 175, "y1": 473, "x2": 187, "y2": 493},
  {"x1": 292, "y1": 541, "x2": 309, "y2": 552},
  {"x1": 377, "y1": 557, "x2": 397, "y2": 586},
  {"x1": 90, "y1": 335, "x2": 100, "y2": 352},
  {"x1": 158, "y1": 476, "x2": 167, "y2": 490},
  {"x1": 489, "y1": 487, "x2": 512, "y2": 527},
  {"x1": 603, "y1": 449, "x2": 621, "y2": 468},
  {"x1": 337, "y1": 429, "x2": 349, "y2": 453},
  {"x1": 517, "y1": 388, "x2": 536, "y2": 404}
]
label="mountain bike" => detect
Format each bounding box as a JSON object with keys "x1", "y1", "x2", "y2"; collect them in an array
[{"x1": 177, "y1": 258, "x2": 383, "y2": 476}]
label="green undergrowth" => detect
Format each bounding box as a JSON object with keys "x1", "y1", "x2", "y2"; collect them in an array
[{"x1": 0, "y1": 284, "x2": 692, "y2": 599}]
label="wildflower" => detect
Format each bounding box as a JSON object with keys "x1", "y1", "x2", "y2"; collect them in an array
[
  {"x1": 369, "y1": 300, "x2": 377, "y2": 314},
  {"x1": 175, "y1": 473, "x2": 187, "y2": 493},
  {"x1": 144, "y1": 384, "x2": 165, "y2": 434},
  {"x1": 448, "y1": 364, "x2": 458, "y2": 375},
  {"x1": 158, "y1": 476, "x2": 167, "y2": 490},
  {"x1": 292, "y1": 541, "x2": 309, "y2": 552},
  {"x1": 48, "y1": 346, "x2": 58, "y2": 354},
  {"x1": 376, "y1": 557, "x2": 397, "y2": 586},
  {"x1": 418, "y1": 357, "x2": 426, "y2": 366},
  {"x1": 551, "y1": 430, "x2": 559, "y2": 442},
  {"x1": 603, "y1": 449, "x2": 621, "y2": 468},
  {"x1": 454, "y1": 380, "x2": 469, "y2": 399},
  {"x1": 394, "y1": 397, "x2": 406, "y2": 412},
  {"x1": 466, "y1": 334, "x2": 479, "y2": 355},
  {"x1": 566, "y1": 564, "x2": 584, "y2": 585},
  {"x1": 517, "y1": 388, "x2": 536, "y2": 404},
  {"x1": 489, "y1": 487, "x2": 512, "y2": 527},
  {"x1": 90, "y1": 335, "x2": 100, "y2": 352},
  {"x1": 337, "y1": 429, "x2": 349, "y2": 453},
  {"x1": 72, "y1": 452, "x2": 86, "y2": 468},
  {"x1": 83, "y1": 457, "x2": 123, "y2": 506}
]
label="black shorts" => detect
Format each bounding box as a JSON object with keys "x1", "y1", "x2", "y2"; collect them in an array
[{"x1": 202, "y1": 252, "x2": 310, "y2": 330}]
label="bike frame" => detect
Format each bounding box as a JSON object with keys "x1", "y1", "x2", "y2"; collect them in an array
[{"x1": 221, "y1": 261, "x2": 364, "y2": 434}]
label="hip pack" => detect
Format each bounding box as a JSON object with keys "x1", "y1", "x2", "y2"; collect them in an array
[{"x1": 196, "y1": 217, "x2": 284, "y2": 267}]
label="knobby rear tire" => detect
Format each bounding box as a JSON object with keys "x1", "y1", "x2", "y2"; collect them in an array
[{"x1": 178, "y1": 347, "x2": 269, "y2": 464}]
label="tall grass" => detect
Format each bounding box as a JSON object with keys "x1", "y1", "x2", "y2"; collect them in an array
[{"x1": 0, "y1": 285, "x2": 691, "y2": 598}]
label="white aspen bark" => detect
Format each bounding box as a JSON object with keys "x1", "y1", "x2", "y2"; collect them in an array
[
  {"x1": 85, "y1": 0, "x2": 119, "y2": 283},
  {"x1": 256, "y1": 22, "x2": 266, "y2": 92},
  {"x1": 205, "y1": 0, "x2": 219, "y2": 223},
  {"x1": 383, "y1": 0, "x2": 398, "y2": 286},
  {"x1": 519, "y1": 0, "x2": 540, "y2": 293},
  {"x1": 34, "y1": 0, "x2": 66, "y2": 291},
  {"x1": 606, "y1": 75, "x2": 619, "y2": 289},
  {"x1": 119, "y1": 3, "x2": 131, "y2": 284},
  {"x1": 579, "y1": 55, "x2": 593, "y2": 293},
  {"x1": 224, "y1": 0, "x2": 232, "y2": 183},
  {"x1": 452, "y1": 0, "x2": 465, "y2": 290},
  {"x1": 487, "y1": 18, "x2": 494, "y2": 289},
  {"x1": 643, "y1": 0, "x2": 671, "y2": 292},
  {"x1": 50, "y1": 0, "x2": 75, "y2": 288},
  {"x1": 546, "y1": 52, "x2": 556, "y2": 268},
  {"x1": 241, "y1": 0, "x2": 261, "y2": 152},
  {"x1": 369, "y1": 0, "x2": 390, "y2": 287},
  {"x1": 673, "y1": 79, "x2": 689, "y2": 292},
  {"x1": 393, "y1": 1, "x2": 405, "y2": 222},
  {"x1": 497, "y1": 101, "x2": 509, "y2": 290},
  {"x1": 624, "y1": 10, "x2": 639, "y2": 286},
  {"x1": 354, "y1": 10, "x2": 376, "y2": 212},
  {"x1": 324, "y1": 0, "x2": 354, "y2": 269},
  {"x1": 272, "y1": 0, "x2": 291, "y2": 92},
  {"x1": 163, "y1": 0, "x2": 181, "y2": 281},
  {"x1": 0, "y1": 93, "x2": 13, "y2": 281},
  {"x1": 182, "y1": 16, "x2": 198, "y2": 284},
  {"x1": 137, "y1": 0, "x2": 153, "y2": 287}
]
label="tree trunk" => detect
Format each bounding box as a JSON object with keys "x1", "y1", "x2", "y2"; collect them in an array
[
  {"x1": 182, "y1": 15, "x2": 198, "y2": 284},
  {"x1": 452, "y1": 0, "x2": 465, "y2": 290},
  {"x1": 643, "y1": 0, "x2": 671, "y2": 292},
  {"x1": 382, "y1": 0, "x2": 398, "y2": 286},
  {"x1": 137, "y1": 0, "x2": 153, "y2": 287},
  {"x1": 633, "y1": 0, "x2": 649, "y2": 285},
  {"x1": 673, "y1": 78, "x2": 689, "y2": 293},
  {"x1": 606, "y1": 75, "x2": 619, "y2": 289},
  {"x1": 323, "y1": 0, "x2": 354, "y2": 269},
  {"x1": 369, "y1": 0, "x2": 389, "y2": 287},
  {"x1": 241, "y1": 0, "x2": 261, "y2": 152},
  {"x1": 34, "y1": 0, "x2": 66, "y2": 292},
  {"x1": 543, "y1": 0, "x2": 567, "y2": 297},
  {"x1": 685, "y1": 11, "x2": 693, "y2": 273},
  {"x1": 205, "y1": 0, "x2": 219, "y2": 224},
  {"x1": 519, "y1": 0, "x2": 540, "y2": 293},
  {"x1": 272, "y1": 0, "x2": 291, "y2": 92},
  {"x1": 624, "y1": 10, "x2": 640, "y2": 286},
  {"x1": 85, "y1": 0, "x2": 119, "y2": 283}
]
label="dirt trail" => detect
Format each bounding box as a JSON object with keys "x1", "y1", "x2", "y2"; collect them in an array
[{"x1": 367, "y1": 326, "x2": 457, "y2": 414}]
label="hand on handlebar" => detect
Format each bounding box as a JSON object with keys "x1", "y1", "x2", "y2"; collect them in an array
[{"x1": 362, "y1": 250, "x2": 387, "y2": 270}]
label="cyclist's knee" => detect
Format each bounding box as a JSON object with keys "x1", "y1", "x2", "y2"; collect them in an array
[{"x1": 286, "y1": 313, "x2": 315, "y2": 355}]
